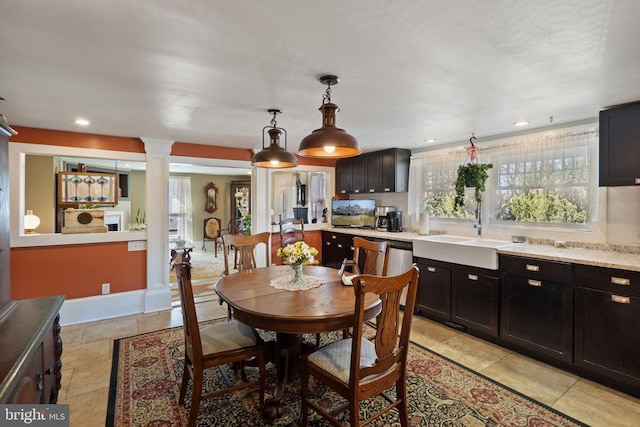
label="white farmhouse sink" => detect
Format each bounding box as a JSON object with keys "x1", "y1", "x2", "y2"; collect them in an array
[{"x1": 412, "y1": 235, "x2": 516, "y2": 270}]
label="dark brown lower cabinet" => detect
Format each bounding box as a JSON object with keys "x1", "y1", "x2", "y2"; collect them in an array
[
  {"x1": 575, "y1": 287, "x2": 640, "y2": 390},
  {"x1": 501, "y1": 273, "x2": 573, "y2": 363},
  {"x1": 415, "y1": 258, "x2": 499, "y2": 337},
  {"x1": 321, "y1": 231, "x2": 354, "y2": 269},
  {"x1": 415, "y1": 259, "x2": 451, "y2": 322},
  {"x1": 574, "y1": 264, "x2": 640, "y2": 393},
  {"x1": 452, "y1": 270, "x2": 499, "y2": 337}
]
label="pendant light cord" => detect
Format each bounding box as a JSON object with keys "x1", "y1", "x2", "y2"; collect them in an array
[{"x1": 322, "y1": 82, "x2": 332, "y2": 104}]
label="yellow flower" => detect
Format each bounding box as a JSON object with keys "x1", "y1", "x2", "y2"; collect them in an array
[{"x1": 277, "y1": 241, "x2": 318, "y2": 266}]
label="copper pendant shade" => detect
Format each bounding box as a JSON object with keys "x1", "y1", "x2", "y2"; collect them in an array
[
  {"x1": 297, "y1": 75, "x2": 361, "y2": 158},
  {"x1": 252, "y1": 109, "x2": 297, "y2": 168}
]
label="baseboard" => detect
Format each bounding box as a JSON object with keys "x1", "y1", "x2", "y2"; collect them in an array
[
  {"x1": 144, "y1": 288, "x2": 173, "y2": 312},
  {"x1": 59, "y1": 290, "x2": 152, "y2": 326}
]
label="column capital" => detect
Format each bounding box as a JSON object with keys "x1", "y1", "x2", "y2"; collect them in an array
[{"x1": 141, "y1": 138, "x2": 174, "y2": 156}]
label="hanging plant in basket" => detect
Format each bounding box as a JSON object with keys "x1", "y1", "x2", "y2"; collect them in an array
[
  {"x1": 454, "y1": 162, "x2": 493, "y2": 209},
  {"x1": 453, "y1": 135, "x2": 493, "y2": 210}
]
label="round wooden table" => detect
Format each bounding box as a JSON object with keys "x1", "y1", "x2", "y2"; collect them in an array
[{"x1": 215, "y1": 265, "x2": 381, "y2": 419}]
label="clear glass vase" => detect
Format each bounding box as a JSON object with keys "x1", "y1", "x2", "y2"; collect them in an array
[{"x1": 291, "y1": 264, "x2": 304, "y2": 283}]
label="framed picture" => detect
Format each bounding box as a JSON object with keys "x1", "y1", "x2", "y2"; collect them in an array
[{"x1": 204, "y1": 182, "x2": 218, "y2": 213}]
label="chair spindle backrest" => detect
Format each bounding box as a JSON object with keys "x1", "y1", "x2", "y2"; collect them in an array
[
  {"x1": 222, "y1": 232, "x2": 271, "y2": 274},
  {"x1": 350, "y1": 265, "x2": 419, "y2": 386},
  {"x1": 171, "y1": 251, "x2": 203, "y2": 365},
  {"x1": 352, "y1": 236, "x2": 390, "y2": 276},
  {"x1": 279, "y1": 215, "x2": 305, "y2": 248}
]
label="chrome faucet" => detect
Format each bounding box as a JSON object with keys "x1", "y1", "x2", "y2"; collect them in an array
[{"x1": 473, "y1": 202, "x2": 482, "y2": 237}]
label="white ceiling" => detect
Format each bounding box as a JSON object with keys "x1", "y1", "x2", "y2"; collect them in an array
[{"x1": 1, "y1": 1, "x2": 639, "y2": 153}]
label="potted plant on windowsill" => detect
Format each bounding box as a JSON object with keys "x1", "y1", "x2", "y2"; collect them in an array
[
  {"x1": 129, "y1": 208, "x2": 146, "y2": 231},
  {"x1": 454, "y1": 162, "x2": 493, "y2": 210}
]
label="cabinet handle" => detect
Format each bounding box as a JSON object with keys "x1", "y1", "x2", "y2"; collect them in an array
[
  {"x1": 337, "y1": 244, "x2": 343, "y2": 248},
  {"x1": 468, "y1": 274, "x2": 478, "y2": 281},
  {"x1": 635, "y1": 177, "x2": 640, "y2": 184},
  {"x1": 611, "y1": 295, "x2": 630, "y2": 304},
  {"x1": 331, "y1": 235, "x2": 336, "y2": 239},
  {"x1": 354, "y1": 190, "x2": 360, "y2": 193},
  {"x1": 369, "y1": 189, "x2": 375, "y2": 192},
  {"x1": 340, "y1": 190, "x2": 346, "y2": 194},
  {"x1": 325, "y1": 242, "x2": 330, "y2": 246},
  {"x1": 427, "y1": 266, "x2": 436, "y2": 273},
  {"x1": 526, "y1": 264, "x2": 540, "y2": 272},
  {"x1": 36, "y1": 371, "x2": 44, "y2": 391},
  {"x1": 384, "y1": 188, "x2": 391, "y2": 192},
  {"x1": 350, "y1": 246, "x2": 355, "y2": 250},
  {"x1": 611, "y1": 277, "x2": 630, "y2": 286},
  {"x1": 528, "y1": 279, "x2": 542, "y2": 287}
]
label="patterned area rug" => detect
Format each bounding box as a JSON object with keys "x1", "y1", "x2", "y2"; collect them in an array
[
  {"x1": 169, "y1": 251, "x2": 235, "y2": 302},
  {"x1": 107, "y1": 320, "x2": 586, "y2": 426}
]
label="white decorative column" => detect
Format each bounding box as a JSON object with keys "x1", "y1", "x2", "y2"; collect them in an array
[
  {"x1": 252, "y1": 166, "x2": 272, "y2": 266},
  {"x1": 142, "y1": 137, "x2": 174, "y2": 312}
]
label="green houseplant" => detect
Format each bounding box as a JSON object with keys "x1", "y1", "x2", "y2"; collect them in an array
[
  {"x1": 129, "y1": 208, "x2": 146, "y2": 230},
  {"x1": 454, "y1": 162, "x2": 493, "y2": 209}
]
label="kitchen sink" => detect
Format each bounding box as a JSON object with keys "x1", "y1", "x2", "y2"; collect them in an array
[
  {"x1": 415, "y1": 234, "x2": 472, "y2": 243},
  {"x1": 412, "y1": 235, "x2": 517, "y2": 270}
]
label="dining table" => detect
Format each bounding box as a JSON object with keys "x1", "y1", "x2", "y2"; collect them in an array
[{"x1": 214, "y1": 264, "x2": 381, "y2": 419}]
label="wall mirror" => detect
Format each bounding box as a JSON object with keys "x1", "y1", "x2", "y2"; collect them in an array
[{"x1": 271, "y1": 168, "x2": 330, "y2": 225}]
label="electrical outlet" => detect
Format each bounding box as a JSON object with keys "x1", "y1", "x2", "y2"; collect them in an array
[{"x1": 101, "y1": 283, "x2": 110, "y2": 294}]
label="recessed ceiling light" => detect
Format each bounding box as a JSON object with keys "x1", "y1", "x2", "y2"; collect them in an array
[
  {"x1": 513, "y1": 121, "x2": 529, "y2": 127},
  {"x1": 425, "y1": 138, "x2": 436, "y2": 143},
  {"x1": 75, "y1": 118, "x2": 90, "y2": 126}
]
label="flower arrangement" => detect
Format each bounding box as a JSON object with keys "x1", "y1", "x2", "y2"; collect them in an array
[{"x1": 276, "y1": 241, "x2": 318, "y2": 267}]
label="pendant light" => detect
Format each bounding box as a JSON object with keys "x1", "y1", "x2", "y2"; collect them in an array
[
  {"x1": 252, "y1": 109, "x2": 297, "y2": 168},
  {"x1": 297, "y1": 75, "x2": 361, "y2": 158}
]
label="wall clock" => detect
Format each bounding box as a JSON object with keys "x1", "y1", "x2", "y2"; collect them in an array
[{"x1": 204, "y1": 182, "x2": 218, "y2": 213}]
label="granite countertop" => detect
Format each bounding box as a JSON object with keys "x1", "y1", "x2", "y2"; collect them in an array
[
  {"x1": 498, "y1": 244, "x2": 640, "y2": 272},
  {"x1": 319, "y1": 226, "x2": 640, "y2": 272},
  {"x1": 321, "y1": 226, "x2": 422, "y2": 243}
]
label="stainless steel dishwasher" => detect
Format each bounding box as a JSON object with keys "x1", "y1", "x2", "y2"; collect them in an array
[{"x1": 385, "y1": 239, "x2": 414, "y2": 307}]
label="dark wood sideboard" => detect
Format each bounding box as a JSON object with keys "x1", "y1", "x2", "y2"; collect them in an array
[{"x1": 0, "y1": 295, "x2": 65, "y2": 403}]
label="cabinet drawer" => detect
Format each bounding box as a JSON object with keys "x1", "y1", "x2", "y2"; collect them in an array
[
  {"x1": 8, "y1": 345, "x2": 44, "y2": 404},
  {"x1": 575, "y1": 264, "x2": 640, "y2": 297},
  {"x1": 500, "y1": 255, "x2": 572, "y2": 283}
]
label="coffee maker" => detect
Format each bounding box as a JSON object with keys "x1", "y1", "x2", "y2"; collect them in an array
[
  {"x1": 387, "y1": 211, "x2": 403, "y2": 232},
  {"x1": 375, "y1": 206, "x2": 395, "y2": 231}
]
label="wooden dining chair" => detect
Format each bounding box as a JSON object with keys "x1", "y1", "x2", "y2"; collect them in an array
[
  {"x1": 220, "y1": 232, "x2": 271, "y2": 319},
  {"x1": 201, "y1": 217, "x2": 224, "y2": 256},
  {"x1": 318, "y1": 237, "x2": 390, "y2": 347},
  {"x1": 279, "y1": 215, "x2": 305, "y2": 248},
  {"x1": 342, "y1": 236, "x2": 390, "y2": 277},
  {"x1": 171, "y1": 251, "x2": 266, "y2": 426},
  {"x1": 300, "y1": 265, "x2": 420, "y2": 427}
]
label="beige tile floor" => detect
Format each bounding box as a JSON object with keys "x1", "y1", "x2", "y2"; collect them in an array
[{"x1": 58, "y1": 302, "x2": 640, "y2": 427}]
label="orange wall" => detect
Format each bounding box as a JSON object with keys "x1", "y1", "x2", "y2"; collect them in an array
[
  {"x1": 10, "y1": 242, "x2": 146, "y2": 300},
  {"x1": 8, "y1": 127, "x2": 334, "y2": 300},
  {"x1": 270, "y1": 230, "x2": 323, "y2": 265}
]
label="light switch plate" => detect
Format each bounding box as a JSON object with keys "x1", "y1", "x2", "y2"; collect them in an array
[{"x1": 128, "y1": 241, "x2": 147, "y2": 251}]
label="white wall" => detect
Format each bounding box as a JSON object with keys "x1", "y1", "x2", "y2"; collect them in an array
[{"x1": 606, "y1": 187, "x2": 640, "y2": 246}]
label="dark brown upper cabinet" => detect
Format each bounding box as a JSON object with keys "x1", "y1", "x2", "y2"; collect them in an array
[
  {"x1": 336, "y1": 148, "x2": 410, "y2": 195},
  {"x1": 599, "y1": 100, "x2": 640, "y2": 186}
]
